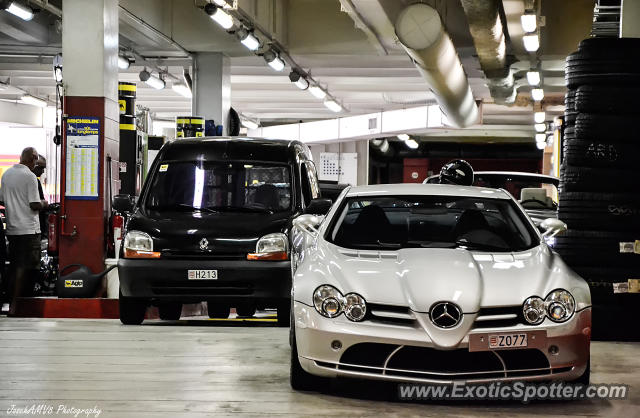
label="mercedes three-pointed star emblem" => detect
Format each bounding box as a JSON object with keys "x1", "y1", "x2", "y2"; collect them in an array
[{"x1": 429, "y1": 302, "x2": 463, "y2": 328}]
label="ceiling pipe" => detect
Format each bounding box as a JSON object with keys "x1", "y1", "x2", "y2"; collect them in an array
[
  {"x1": 459, "y1": 0, "x2": 516, "y2": 105},
  {"x1": 395, "y1": 3, "x2": 478, "y2": 128}
]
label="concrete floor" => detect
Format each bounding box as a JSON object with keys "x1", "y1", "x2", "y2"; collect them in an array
[{"x1": 0, "y1": 318, "x2": 638, "y2": 418}]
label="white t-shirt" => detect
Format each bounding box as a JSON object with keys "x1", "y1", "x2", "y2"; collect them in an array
[{"x1": 0, "y1": 164, "x2": 41, "y2": 235}]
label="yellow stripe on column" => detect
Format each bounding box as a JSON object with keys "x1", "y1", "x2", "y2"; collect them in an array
[{"x1": 119, "y1": 124, "x2": 136, "y2": 131}]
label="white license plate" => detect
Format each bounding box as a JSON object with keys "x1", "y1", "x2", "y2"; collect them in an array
[
  {"x1": 187, "y1": 269, "x2": 218, "y2": 280},
  {"x1": 489, "y1": 333, "x2": 527, "y2": 349}
]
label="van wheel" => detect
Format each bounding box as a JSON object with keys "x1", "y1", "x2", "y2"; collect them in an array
[
  {"x1": 236, "y1": 304, "x2": 256, "y2": 318},
  {"x1": 207, "y1": 303, "x2": 230, "y2": 319},
  {"x1": 277, "y1": 301, "x2": 291, "y2": 327},
  {"x1": 158, "y1": 302, "x2": 182, "y2": 320},
  {"x1": 119, "y1": 291, "x2": 146, "y2": 325}
]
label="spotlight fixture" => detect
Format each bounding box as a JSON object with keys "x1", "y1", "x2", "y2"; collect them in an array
[
  {"x1": 534, "y1": 111, "x2": 545, "y2": 123},
  {"x1": 263, "y1": 50, "x2": 285, "y2": 72},
  {"x1": 531, "y1": 88, "x2": 544, "y2": 101},
  {"x1": 323, "y1": 99, "x2": 342, "y2": 113},
  {"x1": 535, "y1": 133, "x2": 546, "y2": 143},
  {"x1": 523, "y1": 34, "x2": 540, "y2": 52},
  {"x1": 236, "y1": 28, "x2": 260, "y2": 51},
  {"x1": 172, "y1": 82, "x2": 192, "y2": 98},
  {"x1": 526, "y1": 71, "x2": 541, "y2": 86},
  {"x1": 139, "y1": 69, "x2": 165, "y2": 90},
  {"x1": 1, "y1": 1, "x2": 34, "y2": 21},
  {"x1": 118, "y1": 56, "x2": 132, "y2": 70},
  {"x1": 308, "y1": 85, "x2": 326, "y2": 99},
  {"x1": 20, "y1": 94, "x2": 47, "y2": 107},
  {"x1": 289, "y1": 70, "x2": 309, "y2": 90},
  {"x1": 241, "y1": 118, "x2": 259, "y2": 130},
  {"x1": 397, "y1": 134, "x2": 410, "y2": 141},
  {"x1": 404, "y1": 139, "x2": 419, "y2": 149},
  {"x1": 521, "y1": 11, "x2": 537, "y2": 33},
  {"x1": 52, "y1": 54, "x2": 63, "y2": 83},
  {"x1": 204, "y1": 3, "x2": 234, "y2": 30},
  {"x1": 535, "y1": 123, "x2": 546, "y2": 132}
]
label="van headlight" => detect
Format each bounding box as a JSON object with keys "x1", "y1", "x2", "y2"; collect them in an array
[
  {"x1": 545, "y1": 289, "x2": 575, "y2": 322},
  {"x1": 313, "y1": 285, "x2": 344, "y2": 318},
  {"x1": 123, "y1": 231, "x2": 160, "y2": 259},
  {"x1": 247, "y1": 233, "x2": 288, "y2": 261}
]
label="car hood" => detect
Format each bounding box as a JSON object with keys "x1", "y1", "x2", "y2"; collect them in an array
[
  {"x1": 126, "y1": 209, "x2": 293, "y2": 255},
  {"x1": 296, "y1": 242, "x2": 589, "y2": 348}
]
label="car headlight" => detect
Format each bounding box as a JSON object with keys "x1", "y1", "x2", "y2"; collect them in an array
[
  {"x1": 545, "y1": 289, "x2": 575, "y2": 322},
  {"x1": 522, "y1": 296, "x2": 545, "y2": 325},
  {"x1": 247, "y1": 233, "x2": 288, "y2": 261},
  {"x1": 344, "y1": 293, "x2": 367, "y2": 322},
  {"x1": 123, "y1": 230, "x2": 160, "y2": 259},
  {"x1": 313, "y1": 285, "x2": 344, "y2": 318}
]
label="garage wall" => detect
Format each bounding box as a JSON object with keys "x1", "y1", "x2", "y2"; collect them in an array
[{"x1": 309, "y1": 139, "x2": 368, "y2": 185}]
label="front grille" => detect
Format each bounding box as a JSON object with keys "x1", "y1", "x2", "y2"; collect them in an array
[
  {"x1": 474, "y1": 306, "x2": 530, "y2": 329},
  {"x1": 367, "y1": 303, "x2": 416, "y2": 326},
  {"x1": 151, "y1": 280, "x2": 253, "y2": 296},
  {"x1": 325, "y1": 343, "x2": 552, "y2": 381},
  {"x1": 161, "y1": 250, "x2": 245, "y2": 260}
]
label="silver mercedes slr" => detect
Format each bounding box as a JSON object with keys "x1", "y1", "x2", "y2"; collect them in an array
[{"x1": 289, "y1": 184, "x2": 591, "y2": 390}]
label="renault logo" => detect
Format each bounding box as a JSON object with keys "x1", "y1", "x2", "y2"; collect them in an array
[
  {"x1": 199, "y1": 238, "x2": 209, "y2": 251},
  {"x1": 429, "y1": 302, "x2": 462, "y2": 328}
]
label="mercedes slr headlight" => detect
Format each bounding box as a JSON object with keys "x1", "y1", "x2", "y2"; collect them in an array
[
  {"x1": 545, "y1": 289, "x2": 575, "y2": 322},
  {"x1": 344, "y1": 293, "x2": 367, "y2": 322},
  {"x1": 523, "y1": 296, "x2": 545, "y2": 325},
  {"x1": 313, "y1": 285, "x2": 344, "y2": 318}
]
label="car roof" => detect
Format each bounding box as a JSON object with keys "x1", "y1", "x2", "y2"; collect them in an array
[
  {"x1": 159, "y1": 137, "x2": 302, "y2": 163},
  {"x1": 345, "y1": 183, "x2": 513, "y2": 200}
]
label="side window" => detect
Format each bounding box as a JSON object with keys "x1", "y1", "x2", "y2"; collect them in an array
[{"x1": 300, "y1": 163, "x2": 312, "y2": 207}]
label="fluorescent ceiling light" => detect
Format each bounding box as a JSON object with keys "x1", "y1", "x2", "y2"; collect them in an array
[
  {"x1": 263, "y1": 51, "x2": 285, "y2": 72},
  {"x1": 536, "y1": 141, "x2": 546, "y2": 150},
  {"x1": 53, "y1": 66, "x2": 63, "y2": 83},
  {"x1": 118, "y1": 56, "x2": 131, "y2": 70},
  {"x1": 172, "y1": 82, "x2": 192, "y2": 98},
  {"x1": 205, "y1": 4, "x2": 234, "y2": 30},
  {"x1": 531, "y1": 88, "x2": 544, "y2": 101},
  {"x1": 535, "y1": 133, "x2": 546, "y2": 143},
  {"x1": 405, "y1": 139, "x2": 419, "y2": 149},
  {"x1": 534, "y1": 111, "x2": 545, "y2": 123},
  {"x1": 236, "y1": 29, "x2": 260, "y2": 51},
  {"x1": 526, "y1": 71, "x2": 541, "y2": 86},
  {"x1": 139, "y1": 70, "x2": 165, "y2": 90},
  {"x1": 20, "y1": 95, "x2": 47, "y2": 107},
  {"x1": 308, "y1": 85, "x2": 326, "y2": 99},
  {"x1": 521, "y1": 12, "x2": 537, "y2": 33},
  {"x1": 523, "y1": 34, "x2": 539, "y2": 52},
  {"x1": 397, "y1": 133, "x2": 410, "y2": 141},
  {"x1": 241, "y1": 119, "x2": 259, "y2": 130},
  {"x1": 5, "y1": 2, "x2": 33, "y2": 21},
  {"x1": 212, "y1": 0, "x2": 228, "y2": 6},
  {"x1": 535, "y1": 123, "x2": 546, "y2": 132},
  {"x1": 324, "y1": 99, "x2": 342, "y2": 112}
]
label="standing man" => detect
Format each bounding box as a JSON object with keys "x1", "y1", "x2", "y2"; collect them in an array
[
  {"x1": 0, "y1": 147, "x2": 47, "y2": 314},
  {"x1": 32, "y1": 155, "x2": 48, "y2": 237}
]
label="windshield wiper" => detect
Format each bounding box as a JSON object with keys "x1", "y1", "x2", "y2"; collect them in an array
[
  {"x1": 148, "y1": 204, "x2": 218, "y2": 214},
  {"x1": 210, "y1": 206, "x2": 274, "y2": 214}
]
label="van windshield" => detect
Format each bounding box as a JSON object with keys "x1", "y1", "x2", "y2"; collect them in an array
[{"x1": 145, "y1": 161, "x2": 292, "y2": 213}]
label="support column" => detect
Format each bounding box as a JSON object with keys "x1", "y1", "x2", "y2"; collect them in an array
[
  {"x1": 192, "y1": 52, "x2": 231, "y2": 135},
  {"x1": 60, "y1": 0, "x2": 119, "y2": 274},
  {"x1": 621, "y1": 0, "x2": 640, "y2": 38}
]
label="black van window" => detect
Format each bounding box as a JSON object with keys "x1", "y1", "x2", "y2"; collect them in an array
[{"x1": 146, "y1": 161, "x2": 291, "y2": 213}]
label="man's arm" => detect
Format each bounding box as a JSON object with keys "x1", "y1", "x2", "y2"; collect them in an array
[{"x1": 28, "y1": 175, "x2": 47, "y2": 212}]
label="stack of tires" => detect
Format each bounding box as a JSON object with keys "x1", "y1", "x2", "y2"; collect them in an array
[{"x1": 557, "y1": 37, "x2": 640, "y2": 340}]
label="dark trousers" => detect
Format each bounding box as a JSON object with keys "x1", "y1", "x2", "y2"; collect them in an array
[{"x1": 7, "y1": 234, "x2": 40, "y2": 311}]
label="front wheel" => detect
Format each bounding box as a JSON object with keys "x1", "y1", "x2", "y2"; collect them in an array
[
  {"x1": 277, "y1": 300, "x2": 291, "y2": 327},
  {"x1": 158, "y1": 302, "x2": 182, "y2": 320},
  {"x1": 236, "y1": 304, "x2": 256, "y2": 318},
  {"x1": 207, "y1": 302, "x2": 230, "y2": 319},
  {"x1": 290, "y1": 326, "x2": 324, "y2": 391},
  {"x1": 119, "y1": 291, "x2": 146, "y2": 325}
]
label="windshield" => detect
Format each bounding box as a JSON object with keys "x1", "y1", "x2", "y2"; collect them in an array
[
  {"x1": 328, "y1": 195, "x2": 538, "y2": 252},
  {"x1": 145, "y1": 161, "x2": 292, "y2": 213}
]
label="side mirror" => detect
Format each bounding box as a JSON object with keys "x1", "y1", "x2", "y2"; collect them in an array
[
  {"x1": 113, "y1": 194, "x2": 135, "y2": 214},
  {"x1": 539, "y1": 218, "x2": 567, "y2": 238},
  {"x1": 293, "y1": 214, "x2": 324, "y2": 235},
  {"x1": 304, "y1": 198, "x2": 332, "y2": 215}
]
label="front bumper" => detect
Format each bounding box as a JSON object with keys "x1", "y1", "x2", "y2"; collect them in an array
[
  {"x1": 119, "y1": 258, "x2": 291, "y2": 304},
  {"x1": 294, "y1": 302, "x2": 591, "y2": 384}
]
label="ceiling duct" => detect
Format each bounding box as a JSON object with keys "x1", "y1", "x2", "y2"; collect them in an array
[
  {"x1": 459, "y1": 0, "x2": 516, "y2": 105},
  {"x1": 394, "y1": 3, "x2": 479, "y2": 128}
]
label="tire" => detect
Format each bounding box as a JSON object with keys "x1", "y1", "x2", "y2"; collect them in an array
[
  {"x1": 578, "y1": 37, "x2": 640, "y2": 54},
  {"x1": 290, "y1": 326, "x2": 323, "y2": 391},
  {"x1": 277, "y1": 300, "x2": 291, "y2": 328},
  {"x1": 575, "y1": 114, "x2": 639, "y2": 142},
  {"x1": 553, "y1": 229, "x2": 640, "y2": 268},
  {"x1": 119, "y1": 291, "x2": 146, "y2": 325},
  {"x1": 158, "y1": 302, "x2": 182, "y2": 320},
  {"x1": 207, "y1": 302, "x2": 230, "y2": 319},
  {"x1": 564, "y1": 139, "x2": 640, "y2": 168},
  {"x1": 566, "y1": 71, "x2": 640, "y2": 89},
  {"x1": 575, "y1": 85, "x2": 640, "y2": 114},
  {"x1": 236, "y1": 304, "x2": 256, "y2": 318},
  {"x1": 560, "y1": 165, "x2": 640, "y2": 193},
  {"x1": 558, "y1": 192, "x2": 640, "y2": 231}
]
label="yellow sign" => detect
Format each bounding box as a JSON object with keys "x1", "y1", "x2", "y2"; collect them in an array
[{"x1": 118, "y1": 100, "x2": 126, "y2": 112}]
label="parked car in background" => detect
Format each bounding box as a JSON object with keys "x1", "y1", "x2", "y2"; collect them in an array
[
  {"x1": 289, "y1": 183, "x2": 590, "y2": 390},
  {"x1": 117, "y1": 137, "x2": 331, "y2": 326},
  {"x1": 425, "y1": 171, "x2": 559, "y2": 225}
]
